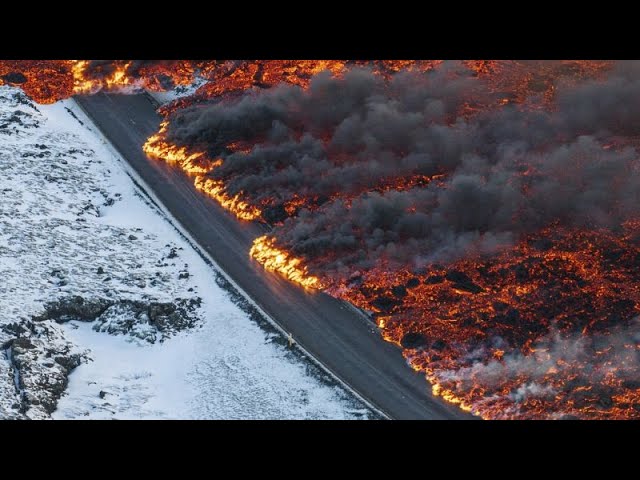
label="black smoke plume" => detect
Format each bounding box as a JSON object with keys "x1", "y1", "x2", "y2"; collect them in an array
[{"x1": 165, "y1": 61, "x2": 640, "y2": 275}]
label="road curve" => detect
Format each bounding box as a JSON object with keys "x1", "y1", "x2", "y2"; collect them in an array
[{"x1": 74, "y1": 92, "x2": 472, "y2": 420}]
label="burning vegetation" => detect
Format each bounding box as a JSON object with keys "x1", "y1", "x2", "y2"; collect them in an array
[{"x1": 4, "y1": 59, "x2": 639, "y2": 419}]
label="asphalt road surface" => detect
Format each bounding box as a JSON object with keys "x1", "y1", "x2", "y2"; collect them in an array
[{"x1": 75, "y1": 92, "x2": 472, "y2": 420}]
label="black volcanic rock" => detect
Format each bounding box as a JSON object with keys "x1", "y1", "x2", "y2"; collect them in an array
[
  {"x1": 603, "y1": 248, "x2": 624, "y2": 263},
  {"x1": 391, "y1": 285, "x2": 408, "y2": 298},
  {"x1": 558, "y1": 414, "x2": 581, "y2": 420},
  {"x1": 445, "y1": 269, "x2": 484, "y2": 293},
  {"x1": 400, "y1": 332, "x2": 427, "y2": 349},
  {"x1": 405, "y1": 277, "x2": 421, "y2": 289},
  {"x1": 493, "y1": 308, "x2": 521, "y2": 326},
  {"x1": 513, "y1": 264, "x2": 530, "y2": 282},
  {"x1": 371, "y1": 295, "x2": 402, "y2": 313},
  {"x1": 451, "y1": 281, "x2": 484, "y2": 294},
  {"x1": 33, "y1": 296, "x2": 112, "y2": 322},
  {"x1": 2, "y1": 72, "x2": 27, "y2": 84},
  {"x1": 445, "y1": 270, "x2": 473, "y2": 284},
  {"x1": 31, "y1": 295, "x2": 201, "y2": 342},
  {"x1": 492, "y1": 301, "x2": 509, "y2": 312},
  {"x1": 531, "y1": 238, "x2": 553, "y2": 251},
  {"x1": 424, "y1": 275, "x2": 444, "y2": 284}
]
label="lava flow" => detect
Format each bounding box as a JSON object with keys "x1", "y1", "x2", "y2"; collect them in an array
[
  {"x1": 250, "y1": 236, "x2": 322, "y2": 289},
  {"x1": 0, "y1": 60, "x2": 202, "y2": 104},
  {"x1": 151, "y1": 60, "x2": 640, "y2": 419},
  {"x1": 5, "y1": 59, "x2": 639, "y2": 420}
]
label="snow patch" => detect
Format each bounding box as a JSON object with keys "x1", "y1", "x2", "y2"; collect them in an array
[{"x1": 0, "y1": 85, "x2": 372, "y2": 419}]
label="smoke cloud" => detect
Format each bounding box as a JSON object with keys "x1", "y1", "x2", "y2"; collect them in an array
[{"x1": 166, "y1": 61, "x2": 640, "y2": 272}]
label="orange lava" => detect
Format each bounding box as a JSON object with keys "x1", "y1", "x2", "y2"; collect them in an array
[
  {"x1": 0, "y1": 60, "x2": 201, "y2": 104},
  {"x1": 195, "y1": 176, "x2": 261, "y2": 221},
  {"x1": 321, "y1": 224, "x2": 640, "y2": 419},
  {"x1": 143, "y1": 121, "x2": 212, "y2": 174},
  {"x1": 250, "y1": 236, "x2": 322, "y2": 289}
]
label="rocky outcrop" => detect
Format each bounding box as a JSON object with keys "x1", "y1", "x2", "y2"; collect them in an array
[
  {"x1": 33, "y1": 295, "x2": 202, "y2": 344},
  {"x1": 0, "y1": 294, "x2": 203, "y2": 419},
  {"x1": 1, "y1": 320, "x2": 87, "y2": 419}
]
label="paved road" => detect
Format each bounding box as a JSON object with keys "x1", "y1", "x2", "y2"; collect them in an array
[{"x1": 75, "y1": 92, "x2": 472, "y2": 420}]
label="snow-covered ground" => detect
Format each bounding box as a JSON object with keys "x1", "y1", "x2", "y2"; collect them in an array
[{"x1": 0, "y1": 85, "x2": 374, "y2": 419}]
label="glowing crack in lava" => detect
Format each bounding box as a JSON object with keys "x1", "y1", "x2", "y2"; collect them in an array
[{"x1": 5, "y1": 59, "x2": 639, "y2": 419}]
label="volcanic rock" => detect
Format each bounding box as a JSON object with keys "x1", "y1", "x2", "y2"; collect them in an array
[
  {"x1": 33, "y1": 296, "x2": 112, "y2": 322},
  {"x1": 445, "y1": 270, "x2": 473, "y2": 284},
  {"x1": 400, "y1": 332, "x2": 427, "y2": 349},
  {"x1": 391, "y1": 285, "x2": 408, "y2": 299},
  {"x1": 493, "y1": 308, "x2": 521, "y2": 326},
  {"x1": 603, "y1": 248, "x2": 624, "y2": 263},
  {"x1": 2, "y1": 72, "x2": 27, "y2": 84},
  {"x1": 513, "y1": 264, "x2": 530, "y2": 282},
  {"x1": 1, "y1": 320, "x2": 87, "y2": 417},
  {"x1": 451, "y1": 281, "x2": 484, "y2": 294},
  {"x1": 598, "y1": 395, "x2": 613, "y2": 409},
  {"x1": 445, "y1": 270, "x2": 484, "y2": 293},
  {"x1": 12, "y1": 337, "x2": 35, "y2": 350},
  {"x1": 31, "y1": 296, "x2": 200, "y2": 343},
  {"x1": 558, "y1": 414, "x2": 580, "y2": 420},
  {"x1": 424, "y1": 275, "x2": 444, "y2": 284},
  {"x1": 405, "y1": 277, "x2": 421, "y2": 289},
  {"x1": 531, "y1": 238, "x2": 553, "y2": 251},
  {"x1": 371, "y1": 295, "x2": 403, "y2": 313},
  {"x1": 461, "y1": 317, "x2": 475, "y2": 327}
]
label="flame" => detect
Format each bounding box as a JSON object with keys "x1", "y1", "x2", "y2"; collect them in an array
[
  {"x1": 250, "y1": 236, "x2": 322, "y2": 289},
  {"x1": 72, "y1": 60, "x2": 134, "y2": 94},
  {"x1": 143, "y1": 122, "x2": 259, "y2": 219},
  {"x1": 143, "y1": 121, "x2": 212, "y2": 174},
  {"x1": 194, "y1": 176, "x2": 261, "y2": 221},
  {"x1": 431, "y1": 383, "x2": 474, "y2": 414}
]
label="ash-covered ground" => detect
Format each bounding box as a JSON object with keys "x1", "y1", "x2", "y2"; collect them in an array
[{"x1": 0, "y1": 85, "x2": 373, "y2": 419}]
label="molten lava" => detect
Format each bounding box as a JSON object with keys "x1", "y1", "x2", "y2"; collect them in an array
[
  {"x1": 195, "y1": 176, "x2": 261, "y2": 221},
  {"x1": 143, "y1": 121, "x2": 211, "y2": 174},
  {"x1": 250, "y1": 236, "x2": 322, "y2": 289},
  {"x1": 0, "y1": 60, "x2": 202, "y2": 104},
  {"x1": 321, "y1": 225, "x2": 640, "y2": 419}
]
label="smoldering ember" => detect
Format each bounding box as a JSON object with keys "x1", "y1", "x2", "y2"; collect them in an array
[{"x1": 1, "y1": 60, "x2": 639, "y2": 420}]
